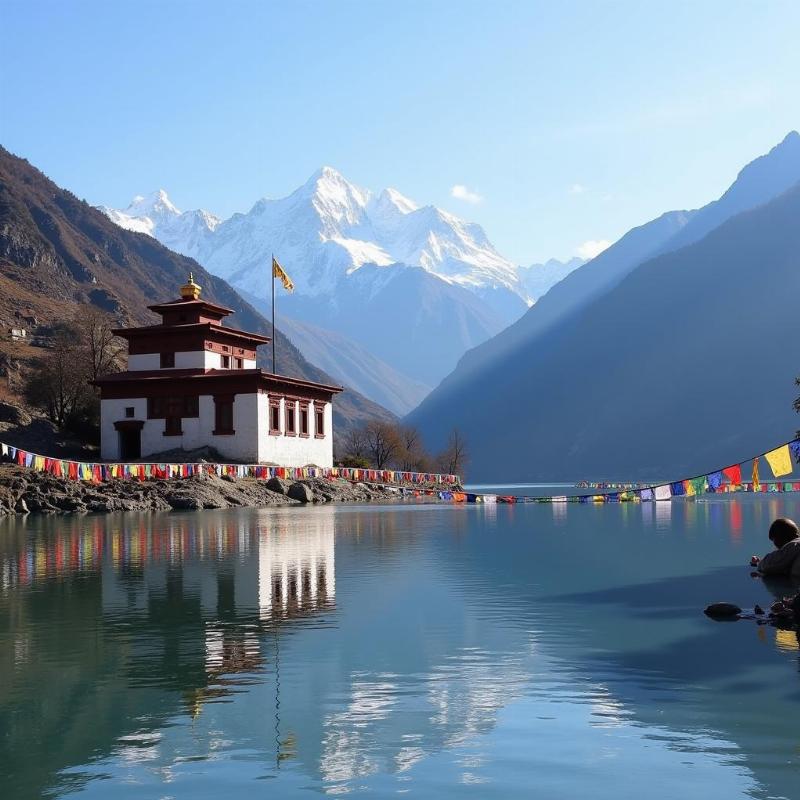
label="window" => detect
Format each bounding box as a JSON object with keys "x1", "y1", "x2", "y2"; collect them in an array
[
  {"x1": 269, "y1": 399, "x2": 281, "y2": 435},
  {"x1": 299, "y1": 403, "x2": 309, "y2": 437},
  {"x1": 148, "y1": 396, "x2": 199, "y2": 419},
  {"x1": 235, "y1": 357, "x2": 243, "y2": 369},
  {"x1": 160, "y1": 352, "x2": 175, "y2": 368},
  {"x1": 221, "y1": 355, "x2": 230, "y2": 369},
  {"x1": 164, "y1": 415, "x2": 182, "y2": 436},
  {"x1": 125, "y1": 406, "x2": 135, "y2": 418},
  {"x1": 285, "y1": 402, "x2": 296, "y2": 436},
  {"x1": 214, "y1": 396, "x2": 234, "y2": 435},
  {"x1": 148, "y1": 397, "x2": 166, "y2": 418},
  {"x1": 315, "y1": 403, "x2": 325, "y2": 438}
]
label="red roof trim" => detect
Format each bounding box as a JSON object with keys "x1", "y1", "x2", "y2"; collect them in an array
[
  {"x1": 93, "y1": 368, "x2": 343, "y2": 395},
  {"x1": 147, "y1": 298, "x2": 235, "y2": 316},
  {"x1": 112, "y1": 322, "x2": 271, "y2": 345}
]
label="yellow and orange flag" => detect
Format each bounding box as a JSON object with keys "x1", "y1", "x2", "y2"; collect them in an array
[{"x1": 272, "y1": 257, "x2": 294, "y2": 292}]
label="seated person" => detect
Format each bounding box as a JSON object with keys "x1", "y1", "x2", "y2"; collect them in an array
[{"x1": 751, "y1": 518, "x2": 800, "y2": 577}]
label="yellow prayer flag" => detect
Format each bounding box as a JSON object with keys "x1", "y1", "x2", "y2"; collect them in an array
[
  {"x1": 272, "y1": 257, "x2": 294, "y2": 292},
  {"x1": 764, "y1": 445, "x2": 792, "y2": 478},
  {"x1": 752, "y1": 457, "x2": 761, "y2": 492}
]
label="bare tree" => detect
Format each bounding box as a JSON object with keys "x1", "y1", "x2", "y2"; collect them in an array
[
  {"x1": 398, "y1": 425, "x2": 431, "y2": 471},
  {"x1": 79, "y1": 307, "x2": 125, "y2": 382},
  {"x1": 24, "y1": 323, "x2": 94, "y2": 426},
  {"x1": 342, "y1": 426, "x2": 368, "y2": 460},
  {"x1": 364, "y1": 420, "x2": 402, "y2": 469},
  {"x1": 437, "y1": 428, "x2": 469, "y2": 477}
]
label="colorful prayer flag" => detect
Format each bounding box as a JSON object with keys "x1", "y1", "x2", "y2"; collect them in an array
[
  {"x1": 272, "y1": 257, "x2": 294, "y2": 292},
  {"x1": 764, "y1": 445, "x2": 793, "y2": 478},
  {"x1": 722, "y1": 464, "x2": 742, "y2": 485}
]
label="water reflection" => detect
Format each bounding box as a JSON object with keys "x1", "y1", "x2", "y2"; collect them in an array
[{"x1": 1, "y1": 498, "x2": 800, "y2": 799}]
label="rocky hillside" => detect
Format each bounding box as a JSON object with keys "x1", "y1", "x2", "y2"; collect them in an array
[{"x1": 0, "y1": 147, "x2": 394, "y2": 439}]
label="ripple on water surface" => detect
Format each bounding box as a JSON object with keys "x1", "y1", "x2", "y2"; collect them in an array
[{"x1": 1, "y1": 498, "x2": 799, "y2": 799}]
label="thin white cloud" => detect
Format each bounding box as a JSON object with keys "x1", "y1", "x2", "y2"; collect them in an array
[
  {"x1": 450, "y1": 184, "x2": 483, "y2": 204},
  {"x1": 568, "y1": 183, "x2": 586, "y2": 195},
  {"x1": 576, "y1": 239, "x2": 611, "y2": 259}
]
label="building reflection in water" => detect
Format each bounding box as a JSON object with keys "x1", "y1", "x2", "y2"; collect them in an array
[{"x1": 0, "y1": 507, "x2": 338, "y2": 795}]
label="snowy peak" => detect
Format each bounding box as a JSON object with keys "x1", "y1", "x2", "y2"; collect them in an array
[
  {"x1": 518, "y1": 257, "x2": 586, "y2": 301},
  {"x1": 100, "y1": 167, "x2": 530, "y2": 309},
  {"x1": 96, "y1": 189, "x2": 220, "y2": 262},
  {"x1": 126, "y1": 188, "x2": 181, "y2": 219},
  {"x1": 299, "y1": 166, "x2": 371, "y2": 229},
  {"x1": 372, "y1": 187, "x2": 419, "y2": 215}
]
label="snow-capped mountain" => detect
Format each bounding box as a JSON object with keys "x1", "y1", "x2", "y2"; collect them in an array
[
  {"x1": 101, "y1": 168, "x2": 527, "y2": 307},
  {"x1": 99, "y1": 189, "x2": 220, "y2": 262},
  {"x1": 99, "y1": 168, "x2": 536, "y2": 398},
  {"x1": 518, "y1": 257, "x2": 585, "y2": 301}
]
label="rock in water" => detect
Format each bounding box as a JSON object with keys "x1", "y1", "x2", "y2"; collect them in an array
[
  {"x1": 287, "y1": 482, "x2": 314, "y2": 503},
  {"x1": 704, "y1": 602, "x2": 742, "y2": 618}
]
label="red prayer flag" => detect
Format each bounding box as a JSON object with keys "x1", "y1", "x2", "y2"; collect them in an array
[{"x1": 723, "y1": 465, "x2": 742, "y2": 485}]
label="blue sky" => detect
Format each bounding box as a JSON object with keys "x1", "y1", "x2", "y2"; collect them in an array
[{"x1": 2, "y1": 0, "x2": 799, "y2": 264}]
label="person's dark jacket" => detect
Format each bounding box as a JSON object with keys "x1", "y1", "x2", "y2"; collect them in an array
[{"x1": 758, "y1": 537, "x2": 800, "y2": 578}]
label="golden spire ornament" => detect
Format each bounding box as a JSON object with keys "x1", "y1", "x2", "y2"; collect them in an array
[{"x1": 180, "y1": 272, "x2": 201, "y2": 300}]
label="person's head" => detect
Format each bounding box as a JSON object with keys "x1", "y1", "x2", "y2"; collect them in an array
[{"x1": 769, "y1": 518, "x2": 799, "y2": 548}]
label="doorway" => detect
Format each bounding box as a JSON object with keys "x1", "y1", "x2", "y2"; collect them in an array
[{"x1": 119, "y1": 428, "x2": 141, "y2": 460}]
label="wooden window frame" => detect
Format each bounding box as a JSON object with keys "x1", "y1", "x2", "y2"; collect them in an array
[
  {"x1": 164, "y1": 416, "x2": 183, "y2": 436},
  {"x1": 213, "y1": 394, "x2": 235, "y2": 436},
  {"x1": 221, "y1": 355, "x2": 231, "y2": 369},
  {"x1": 314, "y1": 402, "x2": 326, "y2": 438},
  {"x1": 299, "y1": 401, "x2": 310, "y2": 438},
  {"x1": 148, "y1": 396, "x2": 199, "y2": 420},
  {"x1": 285, "y1": 400, "x2": 297, "y2": 437},
  {"x1": 269, "y1": 397, "x2": 282, "y2": 435}
]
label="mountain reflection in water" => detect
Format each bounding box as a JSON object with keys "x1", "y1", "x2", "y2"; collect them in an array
[{"x1": 1, "y1": 498, "x2": 799, "y2": 799}]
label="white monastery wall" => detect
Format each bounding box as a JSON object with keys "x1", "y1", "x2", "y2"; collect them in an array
[
  {"x1": 101, "y1": 393, "x2": 333, "y2": 467},
  {"x1": 256, "y1": 394, "x2": 333, "y2": 467},
  {"x1": 127, "y1": 352, "x2": 257, "y2": 371},
  {"x1": 127, "y1": 354, "x2": 160, "y2": 371}
]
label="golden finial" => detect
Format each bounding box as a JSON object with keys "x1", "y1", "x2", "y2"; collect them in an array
[{"x1": 180, "y1": 272, "x2": 201, "y2": 300}]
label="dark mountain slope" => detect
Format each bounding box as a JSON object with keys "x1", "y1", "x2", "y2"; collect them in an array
[
  {"x1": 409, "y1": 181, "x2": 800, "y2": 481},
  {"x1": 0, "y1": 147, "x2": 393, "y2": 436},
  {"x1": 272, "y1": 263, "x2": 512, "y2": 387},
  {"x1": 659, "y1": 131, "x2": 800, "y2": 253},
  {"x1": 426, "y1": 131, "x2": 800, "y2": 398}
]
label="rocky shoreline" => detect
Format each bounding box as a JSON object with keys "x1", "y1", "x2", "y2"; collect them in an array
[{"x1": 0, "y1": 464, "x2": 432, "y2": 516}]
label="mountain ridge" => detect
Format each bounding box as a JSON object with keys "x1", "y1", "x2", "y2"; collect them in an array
[
  {"x1": 0, "y1": 147, "x2": 395, "y2": 440},
  {"x1": 408, "y1": 133, "x2": 800, "y2": 479}
]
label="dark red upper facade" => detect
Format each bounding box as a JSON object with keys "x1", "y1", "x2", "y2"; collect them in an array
[{"x1": 96, "y1": 284, "x2": 342, "y2": 403}]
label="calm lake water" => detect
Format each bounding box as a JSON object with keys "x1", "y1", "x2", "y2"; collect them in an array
[{"x1": 2, "y1": 497, "x2": 800, "y2": 799}]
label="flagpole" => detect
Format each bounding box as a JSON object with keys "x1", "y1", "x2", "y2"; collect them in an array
[{"x1": 271, "y1": 253, "x2": 276, "y2": 374}]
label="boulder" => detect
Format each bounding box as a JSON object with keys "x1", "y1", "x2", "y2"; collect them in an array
[
  {"x1": 704, "y1": 602, "x2": 742, "y2": 618},
  {"x1": 0, "y1": 401, "x2": 31, "y2": 425},
  {"x1": 266, "y1": 477, "x2": 292, "y2": 495},
  {"x1": 287, "y1": 482, "x2": 313, "y2": 503},
  {"x1": 166, "y1": 493, "x2": 202, "y2": 510}
]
